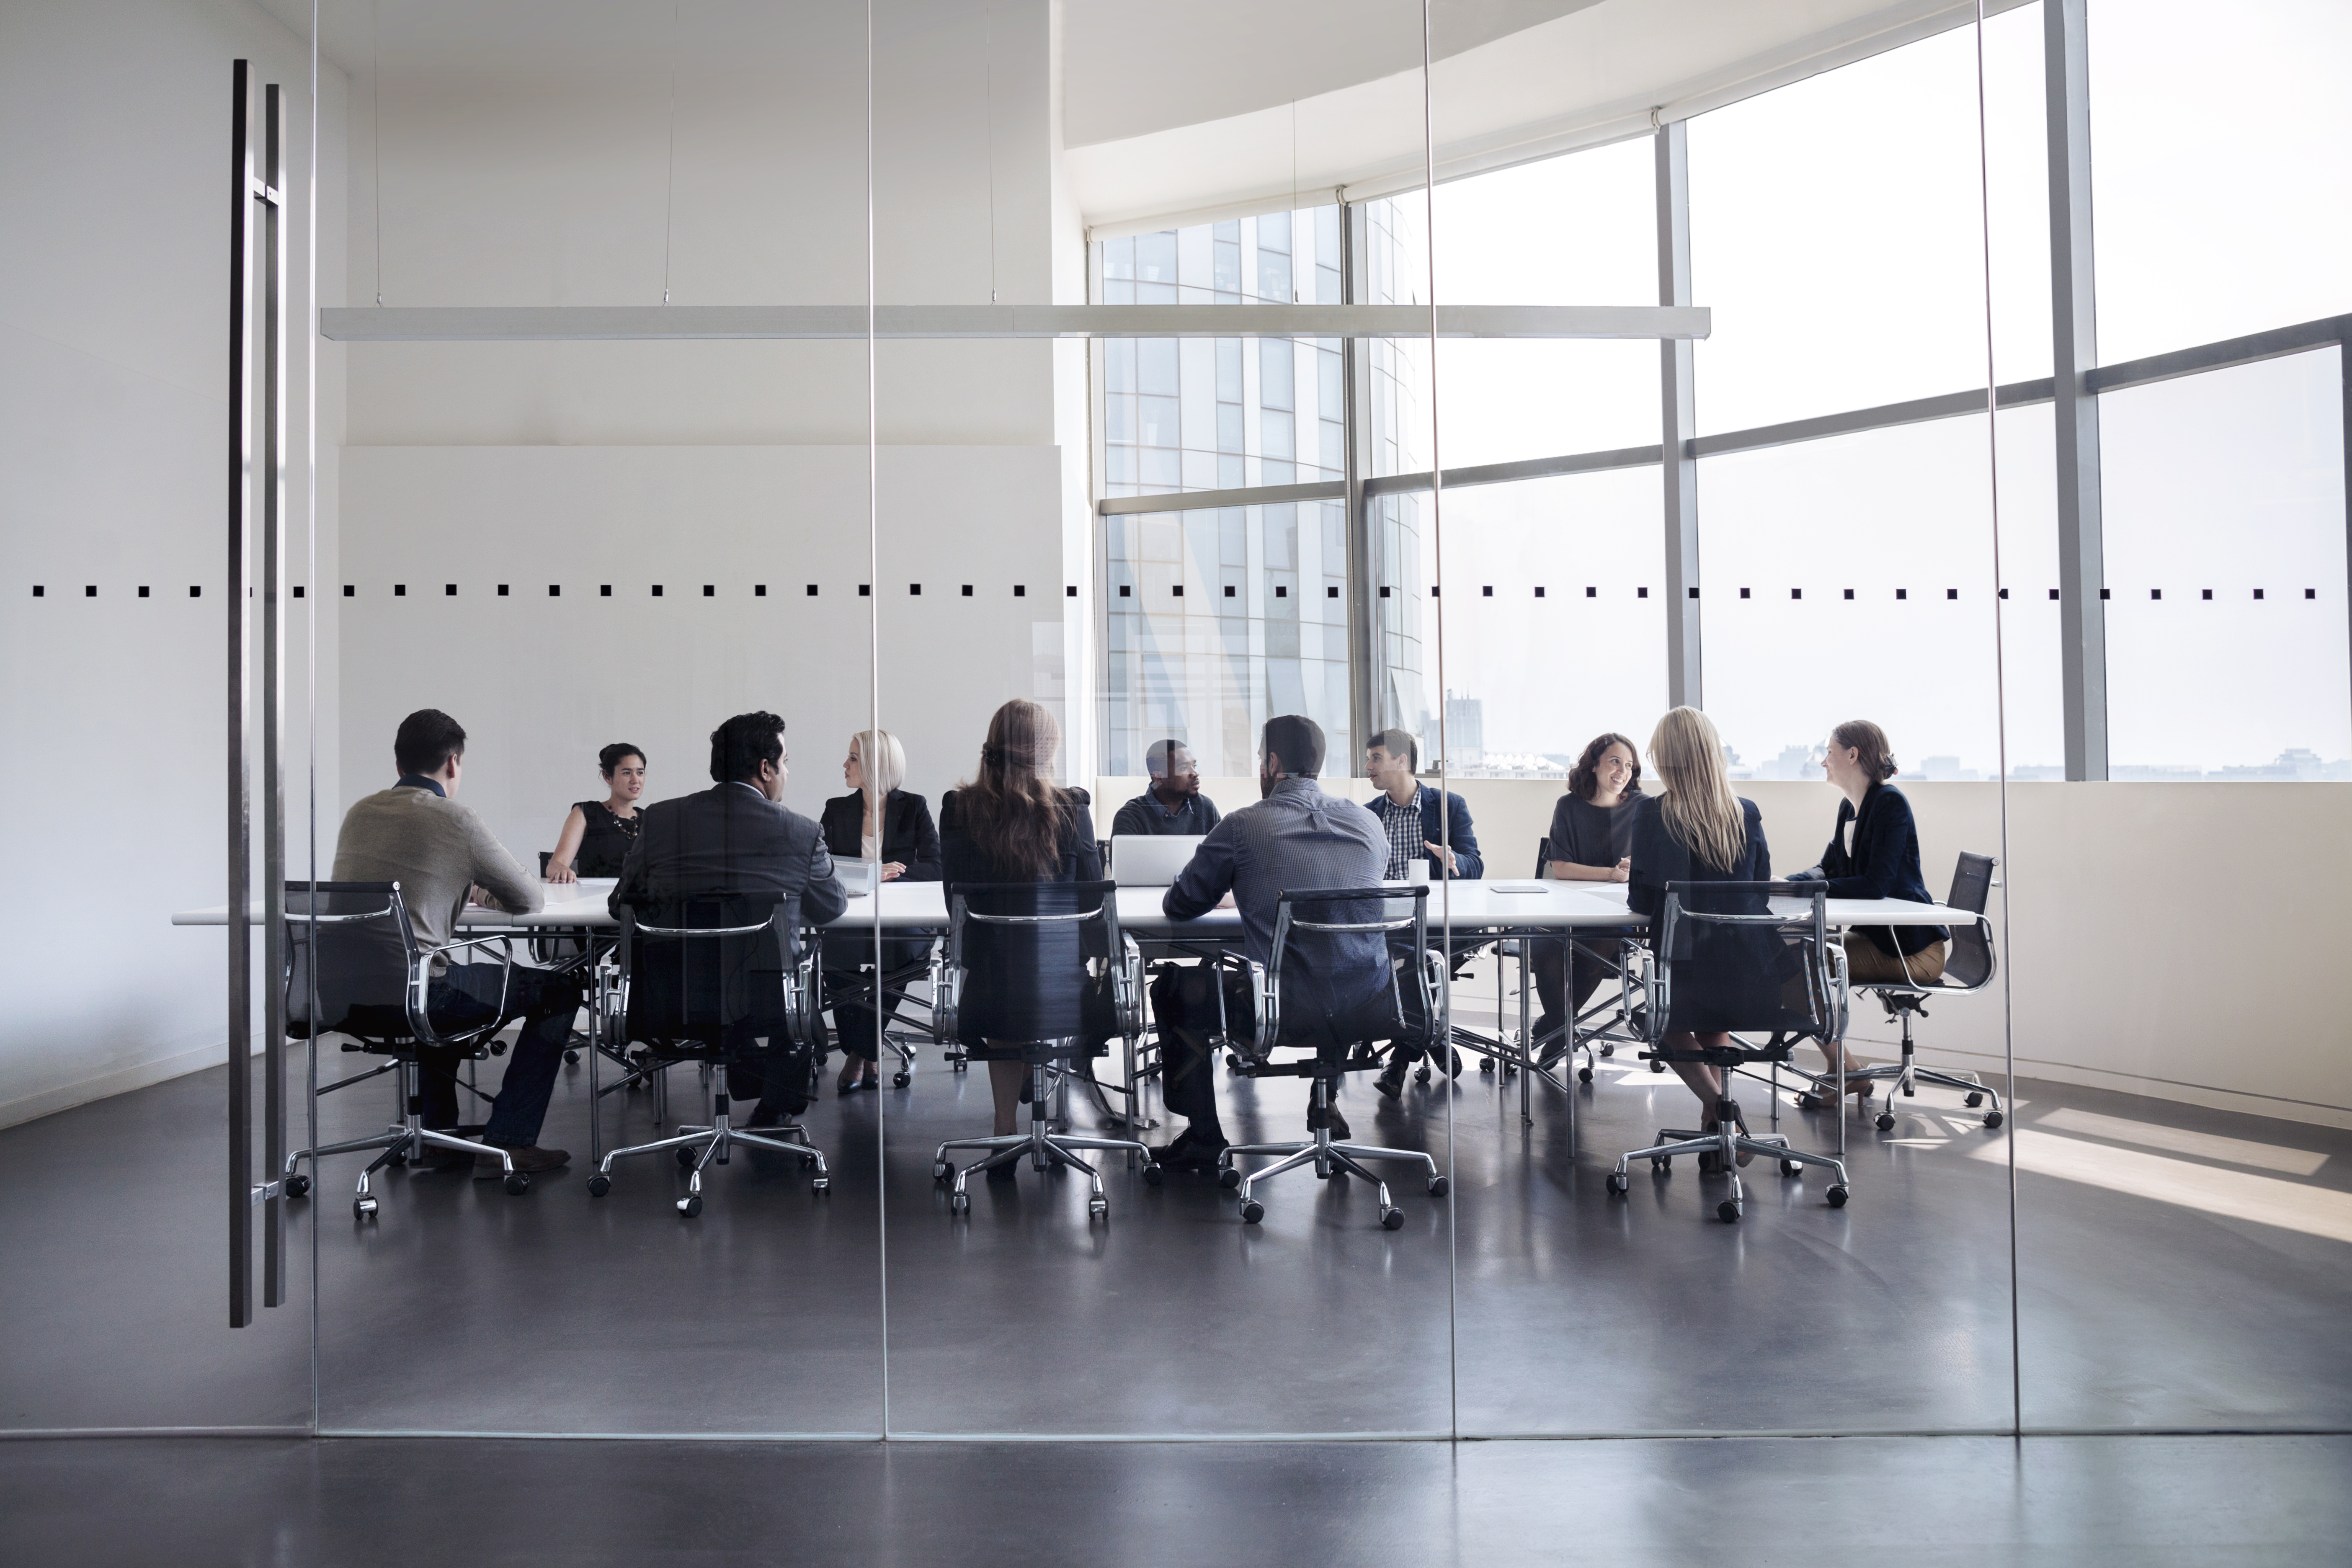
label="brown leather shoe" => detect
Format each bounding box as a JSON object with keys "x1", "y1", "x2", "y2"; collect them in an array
[{"x1": 474, "y1": 1145, "x2": 570, "y2": 1177}]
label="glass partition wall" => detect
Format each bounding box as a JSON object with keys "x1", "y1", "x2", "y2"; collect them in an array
[
  {"x1": 307, "y1": 1, "x2": 886, "y2": 1435},
  {"x1": 242, "y1": 0, "x2": 2350, "y2": 1444}
]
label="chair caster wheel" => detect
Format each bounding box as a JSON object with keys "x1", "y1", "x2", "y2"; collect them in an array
[
  {"x1": 284, "y1": 1173, "x2": 310, "y2": 1199},
  {"x1": 1780, "y1": 1159, "x2": 1803, "y2": 1177},
  {"x1": 1648, "y1": 1059, "x2": 1665, "y2": 1073},
  {"x1": 812, "y1": 1176, "x2": 830, "y2": 1193},
  {"x1": 1239, "y1": 1199, "x2": 1265, "y2": 1224},
  {"x1": 1794, "y1": 1092, "x2": 1822, "y2": 1111},
  {"x1": 353, "y1": 1196, "x2": 377, "y2": 1220},
  {"x1": 1717, "y1": 1200, "x2": 1742, "y2": 1224},
  {"x1": 564, "y1": 1050, "x2": 580, "y2": 1065},
  {"x1": 952, "y1": 1060, "x2": 968, "y2": 1074},
  {"x1": 1983, "y1": 1111, "x2": 2003, "y2": 1129},
  {"x1": 1224, "y1": 1052, "x2": 1240, "y2": 1070},
  {"x1": 1826, "y1": 1184, "x2": 1850, "y2": 1207},
  {"x1": 586, "y1": 1174, "x2": 611, "y2": 1197},
  {"x1": 1088, "y1": 1198, "x2": 1108, "y2": 1220},
  {"x1": 677, "y1": 1147, "x2": 698, "y2": 1168},
  {"x1": 1964, "y1": 1091, "x2": 1984, "y2": 1107},
  {"x1": 934, "y1": 1160, "x2": 954, "y2": 1182},
  {"x1": 1605, "y1": 1172, "x2": 1630, "y2": 1196},
  {"x1": 1875, "y1": 1112, "x2": 1896, "y2": 1132},
  {"x1": 1217, "y1": 1166, "x2": 1241, "y2": 1190},
  {"x1": 677, "y1": 1194, "x2": 702, "y2": 1217},
  {"x1": 1426, "y1": 1175, "x2": 1449, "y2": 1197},
  {"x1": 1651, "y1": 1156, "x2": 1670, "y2": 1174},
  {"x1": 1414, "y1": 1066, "x2": 1431, "y2": 1085},
  {"x1": 1478, "y1": 1057, "x2": 1495, "y2": 1075},
  {"x1": 1577, "y1": 1066, "x2": 1594, "y2": 1083},
  {"x1": 949, "y1": 1191, "x2": 970, "y2": 1215},
  {"x1": 1599, "y1": 1043, "x2": 1615, "y2": 1057},
  {"x1": 1380, "y1": 1207, "x2": 1405, "y2": 1231},
  {"x1": 893, "y1": 1072, "x2": 911, "y2": 1088},
  {"x1": 1142, "y1": 1163, "x2": 1163, "y2": 1186},
  {"x1": 503, "y1": 1173, "x2": 530, "y2": 1196},
  {"x1": 386, "y1": 1150, "x2": 409, "y2": 1168}
]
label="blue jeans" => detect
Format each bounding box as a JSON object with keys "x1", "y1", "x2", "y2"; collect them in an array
[{"x1": 421, "y1": 962, "x2": 582, "y2": 1147}]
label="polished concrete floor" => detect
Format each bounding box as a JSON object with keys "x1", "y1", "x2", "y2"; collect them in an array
[
  {"x1": 4, "y1": 1432, "x2": 2348, "y2": 1565},
  {"x1": 5, "y1": 996, "x2": 2348, "y2": 1441}
]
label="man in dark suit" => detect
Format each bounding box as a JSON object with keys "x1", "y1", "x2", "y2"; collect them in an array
[{"x1": 610, "y1": 711, "x2": 847, "y2": 1124}]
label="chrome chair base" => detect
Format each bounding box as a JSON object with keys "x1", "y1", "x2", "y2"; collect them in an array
[
  {"x1": 588, "y1": 1093, "x2": 828, "y2": 1216},
  {"x1": 933, "y1": 1067, "x2": 1151, "y2": 1220},
  {"x1": 1607, "y1": 1100, "x2": 1851, "y2": 1223},
  {"x1": 1217, "y1": 1124, "x2": 1447, "y2": 1230},
  {"x1": 281, "y1": 1060, "x2": 523, "y2": 1217},
  {"x1": 1805, "y1": 993, "x2": 2006, "y2": 1130}
]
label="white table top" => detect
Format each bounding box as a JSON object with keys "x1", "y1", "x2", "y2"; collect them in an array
[{"x1": 173, "y1": 877, "x2": 1966, "y2": 936}]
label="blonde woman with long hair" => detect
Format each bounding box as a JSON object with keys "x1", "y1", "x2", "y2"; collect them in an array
[
  {"x1": 820, "y1": 729, "x2": 941, "y2": 1093},
  {"x1": 1625, "y1": 708, "x2": 1776, "y2": 1159}
]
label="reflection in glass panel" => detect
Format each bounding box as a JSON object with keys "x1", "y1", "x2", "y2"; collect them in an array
[
  {"x1": 1099, "y1": 503, "x2": 1352, "y2": 779},
  {"x1": 313, "y1": 2, "x2": 883, "y2": 1436},
  {"x1": 1688, "y1": 4, "x2": 2049, "y2": 433},
  {"x1": 1097, "y1": 206, "x2": 1345, "y2": 498},
  {"x1": 2088, "y1": 0, "x2": 2352, "y2": 361},
  {"x1": 2101, "y1": 350, "x2": 2349, "y2": 777}
]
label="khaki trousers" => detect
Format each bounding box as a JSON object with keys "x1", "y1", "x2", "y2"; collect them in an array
[{"x1": 1842, "y1": 932, "x2": 1946, "y2": 986}]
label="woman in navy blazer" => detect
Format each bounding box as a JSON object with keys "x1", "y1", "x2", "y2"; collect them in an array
[{"x1": 1785, "y1": 719, "x2": 1949, "y2": 1104}]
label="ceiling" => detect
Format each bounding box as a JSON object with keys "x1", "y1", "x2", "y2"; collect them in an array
[{"x1": 254, "y1": 0, "x2": 2014, "y2": 231}]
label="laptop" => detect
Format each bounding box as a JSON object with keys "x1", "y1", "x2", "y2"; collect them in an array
[
  {"x1": 833, "y1": 859, "x2": 879, "y2": 897},
  {"x1": 1109, "y1": 834, "x2": 1206, "y2": 887}
]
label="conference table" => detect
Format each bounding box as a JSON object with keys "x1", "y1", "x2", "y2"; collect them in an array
[{"x1": 176, "y1": 877, "x2": 1971, "y2": 1158}]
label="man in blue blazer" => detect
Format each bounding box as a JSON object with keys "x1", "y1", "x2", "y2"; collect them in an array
[{"x1": 1362, "y1": 729, "x2": 1483, "y2": 882}]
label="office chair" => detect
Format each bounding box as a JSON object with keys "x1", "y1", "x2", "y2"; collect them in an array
[
  {"x1": 1607, "y1": 882, "x2": 1853, "y2": 1222},
  {"x1": 1205, "y1": 885, "x2": 1450, "y2": 1230},
  {"x1": 277, "y1": 881, "x2": 535, "y2": 1219},
  {"x1": 825, "y1": 934, "x2": 940, "y2": 1088},
  {"x1": 1798, "y1": 852, "x2": 2004, "y2": 1131},
  {"x1": 586, "y1": 893, "x2": 830, "y2": 1216},
  {"x1": 929, "y1": 881, "x2": 1153, "y2": 1220}
]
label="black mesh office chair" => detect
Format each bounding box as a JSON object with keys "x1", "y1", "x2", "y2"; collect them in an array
[
  {"x1": 277, "y1": 881, "x2": 534, "y2": 1218},
  {"x1": 586, "y1": 892, "x2": 830, "y2": 1216},
  {"x1": 929, "y1": 881, "x2": 1153, "y2": 1220},
  {"x1": 1608, "y1": 881, "x2": 1853, "y2": 1222},
  {"x1": 1207, "y1": 886, "x2": 1450, "y2": 1230},
  {"x1": 1524, "y1": 835, "x2": 1646, "y2": 1085},
  {"x1": 1800, "y1": 852, "x2": 2004, "y2": 1131}
]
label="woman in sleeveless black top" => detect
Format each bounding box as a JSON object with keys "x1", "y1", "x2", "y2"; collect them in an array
[{"x1": 547, "y1": 744, "x2": 647, "y2": 881}]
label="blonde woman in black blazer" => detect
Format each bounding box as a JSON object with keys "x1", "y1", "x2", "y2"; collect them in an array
[{"x1": 820, "y1": 730, "x2": 940, "y2": 1093}]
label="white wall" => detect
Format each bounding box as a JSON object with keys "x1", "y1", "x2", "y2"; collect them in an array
[
  {"x1": 0, "y1": 0, "x2": 346, "y2": 1126},
  {"x1": 1094, "y1": 776, "x2": 2352, "y2": 1129},
  {"x1": 334, "y1": 1, "x2": 1079, "y2": 828}
]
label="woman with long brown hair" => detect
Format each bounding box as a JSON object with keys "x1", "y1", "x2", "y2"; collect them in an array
[
  {"x1": 937, "y1": 699, "x2": 1100, "y2": 1140},
  {"x1": 1626, "y1": 707, "x2": 1774, "y2": 1157},
  {"x1": 1527, "y1": 730, "x2": 1643, "y2": 1064}
]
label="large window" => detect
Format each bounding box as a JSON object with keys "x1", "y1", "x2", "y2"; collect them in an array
[
  {"x1": 2101, "y1": 349, "x2": 2349, "y2": 777},
  {"x1": 2088, "y1": 0, "x2": 2352, "y2": 361}
]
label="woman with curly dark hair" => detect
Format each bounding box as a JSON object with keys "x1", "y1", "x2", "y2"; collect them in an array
[
  {"x1": 544, "y1": 742, "x2": 647, "y2": 882},
  {"x1": 1529, "y1": 731, "x2": 1644, "y2": 1056}
]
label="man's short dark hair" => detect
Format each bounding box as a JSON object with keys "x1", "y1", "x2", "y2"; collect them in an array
[
  {"x1": 1261, "y1": 715, "x2": 1326, "y2": 778},
  {"x1": 1369, "y1": 727, "x2": 1419, "y2": 772},
  {"x1": 1144, "y1": 738, "x2": 1189, "y2": 778},
  {"x1": 710, "y1": 711, "x2": 787, "y2": 784},
  {"x1": 394, "y1": 709, "x2": 467, "y2": 776}
]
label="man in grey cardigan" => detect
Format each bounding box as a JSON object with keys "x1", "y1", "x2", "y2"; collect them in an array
[
  {"x1": 331, "y1": 709, "x2": 584, "y2": 1175},
  {"x1": 610, "y1": 711, "x2": 847, "y2": 1124}
]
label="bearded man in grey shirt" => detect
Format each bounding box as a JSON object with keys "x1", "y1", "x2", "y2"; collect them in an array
[
  {"x1": 1155, "y1": 715, "x2": 1387, "y2": 1169},
  {"x1": 331, "y1": 709, "x2": 583, "y2": 1176}
]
